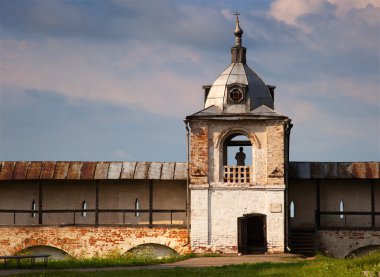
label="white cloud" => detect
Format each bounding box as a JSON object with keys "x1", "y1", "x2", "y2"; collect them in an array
[
  {"x1": 0, "y1": 38, "x2": 205, "y2": 117},
  {"x1": 269, "y1": 0, "x2": 380, "y2": 32},
  {"x1": 269, "y1": 0, "x2": 324, "y2": 26},
  {"x1": 113, "y1": 150, "x2": 130, "y2": 160}
]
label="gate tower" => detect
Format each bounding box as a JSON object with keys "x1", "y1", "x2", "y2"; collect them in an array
[{"x1": 185, "y1": 15, "x2": 292, "y2": 254}]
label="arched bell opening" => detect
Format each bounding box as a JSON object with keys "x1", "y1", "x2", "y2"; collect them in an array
[{"x1": 222, "y1": 133, "x2": 253, "y2": 184}]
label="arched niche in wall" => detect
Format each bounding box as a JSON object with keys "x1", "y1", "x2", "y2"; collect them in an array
[
  {"x1": 126, "y1": 243, "x2": 179, "y2": 259},
  {"x1": 17, "y1": 245, "x2": 72, "y2": 260}
]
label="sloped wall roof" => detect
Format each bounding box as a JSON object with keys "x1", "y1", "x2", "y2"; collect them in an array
[
  {"x1": 288, "y1": 162, "x2": 379, "y2": 179},
  {"x1": 0, "y1": 161, "x2": 187, "y2": 180},
  {"x1": 0, "y1": 161, "x2": 378, "y2": 180}
]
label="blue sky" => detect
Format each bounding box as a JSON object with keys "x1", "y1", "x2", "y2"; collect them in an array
[{"x1": 0, "y1": 0, "x2": 379, "y2": 162}]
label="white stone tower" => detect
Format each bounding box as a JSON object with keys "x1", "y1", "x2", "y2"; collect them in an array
[{"x1": 185, "y1": 15, "x2": 292, "y2": 254}]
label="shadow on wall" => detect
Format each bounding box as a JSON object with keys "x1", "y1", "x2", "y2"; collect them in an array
[
  {"x1": 347, "y1": 245, "x2": 380, "y2": 258},
  {"x1": 17, "y1": 245, "x2": 72, "y2": 260},
  {"x1": 127, "y1": 243, "x2": 179, "y2": 259}
]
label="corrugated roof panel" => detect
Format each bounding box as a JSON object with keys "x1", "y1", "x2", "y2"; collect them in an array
[
  {"x1": 66, "y1": 162, "x2": 83, "y2": 179},
  {"x1": 1, "y1": 161, "x2": 379, "y2": 181},
  {"x1": 351, "y1": 163, "x2": 366, "y2": 178},
  {"x1": 297, "y1": 163, "x2": 310, "y2": 179},
  {"x1": 0, "y1": 162, "x2": 15, "y2": 180},
  {"x1": 107, "y1": 162, "x2": 122, "y2": 179},
  {"x1": 53, "y1": 162, "x2": 70, "y2": 179},
  {"x1": 13, "y1": 162, "x2": 29, "y2": 180},
  {"x1": 366, "y1": 162, "x2": 379, "y2": 179},
  {"x1": 94, "y1": 162, "x2": 110, "y2": 179},
  {"x1": 174, "y1": 162, "x2": 187, "y2": 180},
  {"x1": 310, "y1": 163, "x2": 325, "y2": 179},
  {"x1": 134, "y1": 162, "x2": 150, "y2": 179},
  {"x1": 288, "y1": 162, "x2": 298, "y2": 179},
  {"x1": 80, "y1": 162, "x2": 97, "y2": 180},
  {"x1": 325, "y1": 163, "x2": 338, "y2": 178},
  {"x1": 40, "y1": 162, "x2": 56, "y2": 179},
  {"x1": 338, "y1": 163, "x2": 352, "y2": 178},
  {"x1": 26, "y1": 162, "x2": 42, "y2": 179},
  {"x1": 147, "y1": 162, "x2": 162, "y2": 179},
  {"x1": 161, "y1": 162, "x2": 175, "y2": 180},
  {"x1": 120, "y1": 162, "x2": 136, "y2": 179}
]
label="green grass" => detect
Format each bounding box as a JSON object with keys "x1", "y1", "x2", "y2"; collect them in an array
[
  {"x1": 4, "y1": 251, "x2": 380, "y2": 277},
  {"x1": 1, "y1": 253, "x2": 195, "y2": 270}
]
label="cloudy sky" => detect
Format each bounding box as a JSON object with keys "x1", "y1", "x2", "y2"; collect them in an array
[{"x1": 1, "y1": 0, "x2": 379, "y2": 162}]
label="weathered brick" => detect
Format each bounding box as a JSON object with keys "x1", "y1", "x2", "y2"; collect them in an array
[{"x1": 0, "y1": 226, "x2": 190, "y2": 258}]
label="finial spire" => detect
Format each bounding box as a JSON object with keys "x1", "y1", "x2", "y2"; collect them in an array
[
  {"x1": 230, "y1": 12, "x2": 246, "y2": 64},
  {"x1": 233, "y1": 11, "x2": 243, "y2": 47}
]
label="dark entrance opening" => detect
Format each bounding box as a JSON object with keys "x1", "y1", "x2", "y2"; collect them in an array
[{"x1": 238, "y1": 214, "x2": 267, "y2": 254}]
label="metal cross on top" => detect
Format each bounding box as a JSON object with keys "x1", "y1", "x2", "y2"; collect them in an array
[{"x1": 234, "y1": 12, "x2": 240, "y2": 21}]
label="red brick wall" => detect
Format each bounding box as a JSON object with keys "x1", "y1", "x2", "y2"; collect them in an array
[{"x1": 0, "y1": 226, "x2": 189, "y2": 258}]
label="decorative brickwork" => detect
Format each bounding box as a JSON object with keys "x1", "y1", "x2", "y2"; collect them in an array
[{"x1": 0, "y1": 226, "x2": 189, "y2": 258}]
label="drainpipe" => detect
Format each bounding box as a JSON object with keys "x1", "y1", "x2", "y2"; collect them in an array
[
  {"x1": 284, "y1": 119, "x2": 293, "y2": 252},
  {"x1": 184, "y1": 119, "x2": 191, "y2": 245}
]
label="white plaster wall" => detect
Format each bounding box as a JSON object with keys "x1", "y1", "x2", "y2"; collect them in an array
[
  {"x1": 191, "y1": 187, "x2": 285, "y2": 253},
  {"x1": 190, "y1": 189, "x2": 209, "y2": 248}
]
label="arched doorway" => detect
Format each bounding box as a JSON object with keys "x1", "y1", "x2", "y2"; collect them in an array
[{"x1": 238, "y1": 214, "x2": 267, "y2": 254}]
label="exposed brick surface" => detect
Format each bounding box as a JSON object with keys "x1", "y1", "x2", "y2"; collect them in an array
[
  {"x1": 0, "y1": 226, "x2": 189, "y2": 258},
  {"x1": 189, "y1": 120, "x2": 208, "y2": 185},
  {"x1": 319, "y1": 230, "x2": 380, "y2": 258}
]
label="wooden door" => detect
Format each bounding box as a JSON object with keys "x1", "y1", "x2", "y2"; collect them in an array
[{"x1": 237, "y1": 216, "x2": 247, "y2": 254}]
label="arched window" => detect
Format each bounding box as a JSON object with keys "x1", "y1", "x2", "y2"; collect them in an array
[
  {"x1": 31, "y1": 200, "x2": 36, "y2": 218},
  {"x1": 82, "y1": 201, "x2": 87, "y2": 217},
  {"x1": 223, "y1": 134, "x2": 252, "y2": 166},
  {"x1": 135, "y1": 198, "x2": 140, "y2": 217},
  {"x1": 222, "y1": 133, "x2": 252, "y2": 184},
  {"x1": 290, "y1": 201, "x2": 295, "y2": 218},
  {"x1": 339, "y1": 200, "x2": 344, "y2": 219}
]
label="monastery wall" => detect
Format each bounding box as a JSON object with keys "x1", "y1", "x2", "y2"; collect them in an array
[
  {"x1": 318, "y1": 230, "x2": 380, "y2": 258},
  {"x1": 0, "y1": 179, "x2": 186, "y2": 225},
  {"x1": 289, "y1": 179, "x2": 380, "y2": 228},
  {"x1": 0, "y1": 226, "x2": 189, "y2": 258}
]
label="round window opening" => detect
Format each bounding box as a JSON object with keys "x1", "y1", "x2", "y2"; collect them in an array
[{"x1": 229, "y1": 88, "x2": 244, "y2": 103}]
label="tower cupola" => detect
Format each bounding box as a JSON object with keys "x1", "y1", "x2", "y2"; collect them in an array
[{"x1": 204, "y1": 15, "x2": 275, "y2": 113}]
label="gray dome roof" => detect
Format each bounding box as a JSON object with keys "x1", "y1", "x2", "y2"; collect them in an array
[{"x1": 204, "y1": 62, "x2": 274, "y2": 112}]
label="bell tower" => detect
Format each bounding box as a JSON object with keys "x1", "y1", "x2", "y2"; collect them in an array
[{"x1": 185, "y1": 14, "x2": 292, "y2": 254}]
